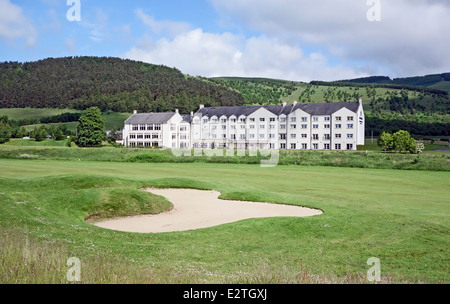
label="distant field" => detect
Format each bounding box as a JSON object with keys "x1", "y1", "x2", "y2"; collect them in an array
[
  {"x1": 0, "y1": 108, "x2": 131, "y2": 131},
  {"x1": 0, "y1": 108, "x2": 82, "y2": 121}
]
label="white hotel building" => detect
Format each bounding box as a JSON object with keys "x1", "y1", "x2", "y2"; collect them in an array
[{"x1": 122, "y1": 100, "x2": 365, "y2": 151}]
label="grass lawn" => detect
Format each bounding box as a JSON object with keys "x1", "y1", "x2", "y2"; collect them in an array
[{"x1": 0, "y1": 159, "x2": 448, "y2": 283}]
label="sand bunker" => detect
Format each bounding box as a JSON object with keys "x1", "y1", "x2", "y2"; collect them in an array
[{"x1": 93, "y1": 188, "x2": 323, "y2": 233}]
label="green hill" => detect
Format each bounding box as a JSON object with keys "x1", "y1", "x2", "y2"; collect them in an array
[{"x1": 0, "y1": 57, "x2": 243, "y2": 113}]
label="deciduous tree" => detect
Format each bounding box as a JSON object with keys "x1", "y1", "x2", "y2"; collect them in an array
[{"x1": 76, "y1": 107, "x2": 106, "y2": 147}]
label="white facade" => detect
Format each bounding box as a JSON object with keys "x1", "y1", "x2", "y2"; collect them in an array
[{"x1": 122, "y1": 100, "x2": 365, "y2": 150}]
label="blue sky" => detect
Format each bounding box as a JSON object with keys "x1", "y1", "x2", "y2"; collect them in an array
[{"x1": 1, "y1": 0, "x2": 449, "y2": 81}]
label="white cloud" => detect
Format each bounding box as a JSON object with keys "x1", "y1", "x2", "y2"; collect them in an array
[
  {"x1": 135, "y1": 8, "x2": 192, "y2": 38},
  {"x1": 124, "y1": 27, "x2": 362, "y2": 81},
  {"x1": 210, "y1": 0, "x2": 450, "y2": 77},
  {"x1": 0, "y1": 0, "x2": 37, "y2": 46}
]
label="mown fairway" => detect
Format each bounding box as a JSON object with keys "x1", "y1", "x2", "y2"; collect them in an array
[{"x1": 0, "y1": 159, "x2": 449, "y2": 283}]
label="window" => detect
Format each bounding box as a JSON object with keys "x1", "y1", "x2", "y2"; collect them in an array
[
  {"x1": 260, "y1": 134, "x2": 265, "y2": 139},
  {"x1": 231, "y1": 134, "x2": 236, "y2": 140},
  {"x1": 290, "y1": 134, "x2": 296, "y2": 139},
  {"x1": 180, "y1": 126, "x2": 187, "y2": 131},
  {"x1": 203, "y1": 119, "x2": 208, "y2": 124},
  {"x1": 250, "y1": 134, "x2": 255, "y2": 139},
  {"x1": 347, "y1": 134, "x2": 354, "y2": 139},
  {"x1": 335, "y1": 117, "x2": 342, "y2": 121},
  {"x1": 280, "y1": 117, "x2": 286, "y2": 122},
  {"x1": 347, "y1": 144, "x2": 354, "y2": 150},
  {"x1": 324, "y1": 134, "x2": 330, "y2": 140},
  {"x1": 313, "y1": 117, "x2": 318, "y2": 122},
  {"x1": 260, "y1": 118, "x2": 265, "y2": 122},
  {"x1": 302, "y1": 134, "x2": 307, "y2": 138},
  {"x1": 147, "y1": 125, "x2": 154, "y2": 131},
  {"x1": 324, "y1": 124, "x2": 330, "y2": 129},
  {"x1": 290, "y1": 117, "x2": 296, "y2": 122},
  {"x1": 335, "y1": 124, "x2": 342, "y2": 129},
  {"x1": 313, "y1": 124, "x2": 319, "y2": 129},
  {"x1": 145, "y1": 134, "x2": 152, "y2": 139},
  {"x1": 335, "y1": 144, "x2": 341, "y2": 150},
  {"x1": 270, "y1": 118, "x2": 276, "y2": 122},
  {"x1": 250, "y1": 125, "x2": 255, "y2": 129},
  {"x1": 269, "y1": 124, "x2": 275, "y2": 129},
  {"x1": 270, "y1": 143, "x2": 275, "y2": 149},
  {"x1": 250, "y1": 118, "x2": 255, "y2": 122},
  {"x1": 324, "y1": 144, "x2": 330, "y2": 150},
  {"x1": 301, "y1": 124, "x2": 308, "y2": 129},
  {"x1": 221, "y1": 119, "x2": 227, "y2": 123},
  {"x1": 231, "y1": 119, "x2": 236, "y2": 123},
  {"x1": 140, "y1": 125, "x2": 146, "y2": 131},
  {"x1": 154, "y1": 124, "x2": 161, "y2": 131},
  {"x1": 152, "y1": 134, "x2": 159, "y2": 139},
  {"x1": 291, "y1": 143, "x2": 297, "y2": 149},
  {"x1": 240, "y1": 118, "x2": 246, "y2": 123},
  {"x1": 259, "y1": 125, "x2": 265, "y2": 129},
  {"x1": 269, "y1": 134, "x2": 275, "y2": 139},
  {"x1": 335, "y1": 134, "x2": 341, "y2": 138},
  {"x1": 324, "y1": 117, "x2": 330, "y2": 121},
  {"x1": 129, "y1": 134, "x2": 136, "y2": 139},
  {"x1": 290, "y1": 124, "x2": 297, "y2": 129},
  {"x1": 280, "y1": 134, "x2": 287, "y2": 140},
  {"x1": 280, "y1": 124, "x2": 286, "y2": 129},
  {"x1": 313, "y1": 144, "x2": 319, "y2": 150},
  {"x1": 301, "y1": 117, "x2": 308, "y2": 122},
  {"x1": 132, "y1": 125, "x2": 138, "y2": 131},
  {"x1": 212, "y1": 118, "x2": 218, "y2": 123},
  {"x1": 222, "y1": 125, "x2": 226, "y2": 130},
  {"x1": 302, "y1": 143, "x2": 308, "y2": 150},
  {"x1": 347, "y1": 124, "x2": 354, "y2": 129},
  {"x1": 313, "y1": 134, "x2": 319, "y2": 140},
  {"x1": 240, "y1": 134, "x2": 246, "y2": 139},
  {"x1": 280, "y1": 143, "x2": 286, "y2": 149},
  {"x1": 137, "y1": 134, "x2": 143, "y2": 139},
  {"x1": 172, "y1": 134, "x2": 176, "y2": 140},
  {"x1": 347, "y1": 116, "x2": 354, "y2": 121}
]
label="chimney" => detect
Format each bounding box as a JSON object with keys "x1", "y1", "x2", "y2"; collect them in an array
[
  {"x1": 133, "y1": 110, "x2": 137, "y2": 115},
  {"x1": 199, "y1": 104, "x2": 204, "y2": 109},
  {"x1": 175, "y1": 109, "x2": 179, "y2": 114},
  {"x1": 359, "y1": 98, "x2": 363, "y2": 105},
  {"x1": 293, "y1": 101, "x2": 298, "y2": 106},
  {"x1": 190, "y1": 111, "x2": 194, "y2": 117},
  {"x1": 282, "y1": 102, "x2": 287, "y2": 107}
]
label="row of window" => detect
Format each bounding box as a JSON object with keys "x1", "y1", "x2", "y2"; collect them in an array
[
  {"x1": 204, "y1": 123, "x2": 354, "y2": 131},
  {"x1": 129, "y1": 134, "x2": 160, "y2": 139},
  {"x1": 198, "y1": 116, "x2": 355, "y2": 124},
  {"x1": 131, "y1": 124, "x2": 162, "y2": 131},
  {"x1": 202, "y1": 133, "x2": 355, "y2": 140},
  {"x1": 129, "y1": 142, "x2": 160, "y2": 147},
  {"x1": 281, "y1": 143, "x2": 353, "y2": 150}
]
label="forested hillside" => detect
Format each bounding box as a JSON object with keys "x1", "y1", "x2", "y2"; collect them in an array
[{"x1": 0, "y1": 57, "x2": 243, "y2": 113}]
